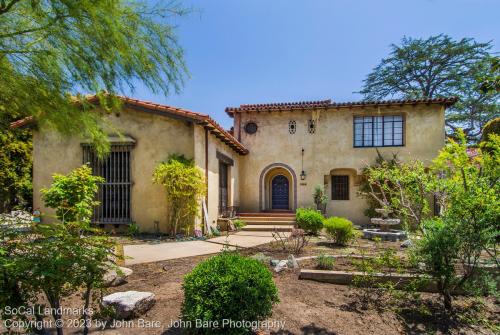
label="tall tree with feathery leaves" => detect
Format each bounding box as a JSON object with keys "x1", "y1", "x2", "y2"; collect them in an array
[{"x1": 0, "y1": 0, "x2": 188, "y2": 153}]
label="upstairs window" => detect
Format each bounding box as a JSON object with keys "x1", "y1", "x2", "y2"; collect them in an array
[{"x1": 354, "y1": 115, "x2": 404, "y2": 147}]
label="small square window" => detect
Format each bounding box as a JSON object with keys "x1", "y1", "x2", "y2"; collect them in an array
[{"x1": 331, "y1": 175, "x2": 349, "y2": 200}]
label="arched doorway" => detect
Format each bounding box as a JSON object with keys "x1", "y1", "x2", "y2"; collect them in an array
[
  {"x1": 271, "y1": 175, "x2": 289, "y2": 209},
  {"x1": 259, "y1": 163, "x2": 297, "y2": 211}
]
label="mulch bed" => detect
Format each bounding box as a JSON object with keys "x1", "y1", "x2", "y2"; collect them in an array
[{"x1": 12, "y1": 238, "x2": 499, "y2": 335}]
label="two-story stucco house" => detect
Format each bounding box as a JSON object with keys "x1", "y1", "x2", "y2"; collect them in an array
[{"x1": 17, "y1": 96, "x2": 456, "y2": 233}]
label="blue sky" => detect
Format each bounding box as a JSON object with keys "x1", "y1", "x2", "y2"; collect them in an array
[{"x1": 131, "y1": 0, "x2": 499, "y2": 129}]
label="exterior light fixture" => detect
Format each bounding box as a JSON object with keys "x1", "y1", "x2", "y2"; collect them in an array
[{"x1": 300, "y1": 148, "x2": 306, "y2": 180}]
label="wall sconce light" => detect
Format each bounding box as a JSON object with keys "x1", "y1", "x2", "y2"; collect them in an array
[{"x1": 300, "y1": 148, "x2": 306, "y2": 180}]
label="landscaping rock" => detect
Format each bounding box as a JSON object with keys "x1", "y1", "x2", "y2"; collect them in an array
[
  {"x1": 270, "y1": 259, "x2": 280, "y2": 267},
  {"x1": 103, "y1": 267, "x2": 133, "y2": 287},
  {"x1": 103, "y1": 291, "x2": 155, "y2": 319},
  {"x1": 287, "y1": 255, "x2": 299, "y2": 268},
  {"x1": 400, "y1": 239, "x2": 412, "y2": 248},
  {"x1": 274, "y1": 260, "x2": 288, "y2": 273}
]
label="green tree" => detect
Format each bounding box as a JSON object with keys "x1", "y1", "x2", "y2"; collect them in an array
[
  {"x1": 0, "y1": 111, "x2": 32, "y2": 212},
  {"x1": 0, "y1": 166, "x2": 116, "y2": 335},
  {"x1": 359, "y1": 35, "x2": 499, "y2": 141},
  {"x1": 153, "y1": 154, "x2": 206, "y2": 236},
  {"x1": 0, "y1": 0, "x2": 188, "y2": 153},
  {"x1": 41, "y1": 165, "x2": 104, "y2": 224}
]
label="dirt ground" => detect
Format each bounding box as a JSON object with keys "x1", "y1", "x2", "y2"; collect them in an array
[{"x1": 7, "y1": 238, "x2": 499, "y2": 335}]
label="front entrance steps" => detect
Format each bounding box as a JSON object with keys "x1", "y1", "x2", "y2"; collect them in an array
[{"x1": 238, "y1": 212, "x2": 296, "y2": 232}]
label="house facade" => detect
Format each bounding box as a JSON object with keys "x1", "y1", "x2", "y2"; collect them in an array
[{"x1": 22, "y1": 96, "x2": 456, "y2": 233}]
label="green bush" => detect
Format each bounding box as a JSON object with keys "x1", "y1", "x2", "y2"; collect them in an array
[
  {"x1": 323, "y1": 217, "x2": 357, "y2": 246},
  {"x1": 316, "y1": 253, "x2": 334, "y2": 270},
  {"x1": 296, "y1": 208, "x2": 324, "y2": 234},
  {"x1": 181, "y1": 252, "x2": 279, "y2": 334},
  {"x1": 232, "y1": 219, "x2": 246, "y2": 231}
]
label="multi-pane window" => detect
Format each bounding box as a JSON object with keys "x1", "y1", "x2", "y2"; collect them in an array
[
  {"x1": 354, "y1": 115, "x2": 404, "y2": 147},
  {"x1": 331, "y1": 175, "x2": 349, "y2": 200},
  {"x1": 82, "y1": 144, "x2": 133, "y2": 224}
]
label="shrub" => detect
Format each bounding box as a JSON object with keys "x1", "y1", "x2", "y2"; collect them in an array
[
  {"x1": 316, "y1": 253, "x2": 334, "y2": 270},
  {"x1": 182, "y1": 252, "x2": 279, "y2": 334},
  {"x1": 296, "y1": 208, "x2": 324, "y2": 234},
  {"x1": 232, "y1": 219, "x2": 246, "y2": 231},
  {"x1": 153, "y1": 154, "x2": 205, "y2": 236},
  {"x1": 127, "y1": 222, "x2": 140, "y2": 236},
  {"x1": 323, "y1": 217, "x2": 357, "y2": 246},
  {"x1": 41, "y1": 165, "x2": 104, "y2": 223},
  {"x1": 272, "y1": 228, "x2": 309, "y2": 254}
]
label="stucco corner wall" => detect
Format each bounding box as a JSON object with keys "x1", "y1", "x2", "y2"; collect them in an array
[{"x1": 33, "y1": 107, "x2": 195, "y2": 233}]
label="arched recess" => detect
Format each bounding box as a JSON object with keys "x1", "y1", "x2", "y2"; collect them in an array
[{"x1": 259, "y1": 163, "x2": 297, "y2": 211}]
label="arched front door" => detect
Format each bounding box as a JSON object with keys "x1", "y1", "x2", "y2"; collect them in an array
[{"x1": 271, "y1": 175, "x2": 289, "y2": 210}]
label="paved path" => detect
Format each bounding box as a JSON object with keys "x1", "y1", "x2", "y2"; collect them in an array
[{"x1": 123, "y1": 231, "x2": 276, "y2": 265}]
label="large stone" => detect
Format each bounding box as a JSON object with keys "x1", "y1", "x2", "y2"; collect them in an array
[
  {"x1": 400, "y1": 239, "x2": 413, "y2": 248},
  {"x1": 103, "y1": 291, "x2": 155, "y2": 319},
  {"x1": 103, "y1": 267, "x2": 133, "y2": 287},
  {"x1": 274, "y1": 260, "x2": 288, "y2": 273}
]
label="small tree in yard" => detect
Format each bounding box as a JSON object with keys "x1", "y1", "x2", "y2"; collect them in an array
[
  {"x1": 153, "y1": 154, "x2": 206, "y2": 236},
  {"x1": 0, "y1": 166, "x2": 115, "y2": 335},
  {"x1": 313, "y1": 184, "x2": 328, "y2": 213},
  {"x1": 361, "y1": 157, "x2": 435, "y2": 231},
  {"x1": 364, "y1": 130, "x2": 499, "y2": 311},
  {"x1": 41, "y1": 165, "x2": 104, "y2": 223}
]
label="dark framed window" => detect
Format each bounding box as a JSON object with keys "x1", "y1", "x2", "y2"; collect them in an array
[
  {"x1": 244, "y1": 122, "x2": 258, "y2": 134},
  {"x1": 82, "y1": 144, "x2": 133, "y2": 224},
  {"x1": 331, "y1": 175, "x2": 349, "y2": 200},
  {"x1": 354, "y1": 115, "x2": 404, "y2": 147}
]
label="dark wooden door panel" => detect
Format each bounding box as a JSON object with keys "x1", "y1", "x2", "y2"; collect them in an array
[{"x1": 272, "y1": 175, "x2": 289, "y2": 209}]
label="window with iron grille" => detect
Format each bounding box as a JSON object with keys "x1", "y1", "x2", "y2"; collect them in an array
[
  {"x1": 82, "y1": 144, "x2": 133, "y2": 224},
  {"x1": 331, "y1": 175, "x2": 349, "y2": 200},
  {"x1": 353, "y1": 115, "x2": 404, "y2": 147}
]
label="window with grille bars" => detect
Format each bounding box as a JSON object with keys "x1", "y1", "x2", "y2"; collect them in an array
[
  {"x1": 82, "y1": 144, "x2": 133, "y2": 224},
  {"x1": 331, "y1": 175, "x2": 349, "y2": 200},
  {"x1": 353, "y1": 115, "x2": 404, "y2": 147}
]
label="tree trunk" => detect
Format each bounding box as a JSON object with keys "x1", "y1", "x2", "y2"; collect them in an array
[
  {"x1": 443, "y1": 290, "x2": 453, "y2": 311},
  {"x1": 82, "y1": 284, "x2": 93, "y2": 335},
  {"x1": 47, "y1": 293, "x2": 64, "y2": 335}
]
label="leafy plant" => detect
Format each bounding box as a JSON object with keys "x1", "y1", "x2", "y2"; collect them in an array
[
  {"x1": 153, "y1": 154, "x2": 206, "y2": 236},
  {"x1": 181, "y1": 251, "x2": 279, "y2": 334},
  {"x1": 127, "y1": 222, "x2": 140, "y2": 237},
  {"x1": 323, "y1": 217, "x2": 357, "y2": 246},
  {"x1": 312, "y1": 185, "x2": 328, "y2": 213},
  {"x1": 1, "y1": 166, "x2": 116, "y2": 335},
  {"x1": 41, "y1": 165, "x2": 104, "y2": 224},
  {"x1": 232, "y1": 219, "x2": 246, "y2": 231},
  {"x1": 295, "y1": 208, "x2": 324, "y2": 235},
  {"x1": 316, "y1": 253, "x2": 335, "y2": 270}
]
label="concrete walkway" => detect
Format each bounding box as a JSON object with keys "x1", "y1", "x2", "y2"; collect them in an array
[{"x1": 123, "y1": 231, "x2": 276, "y2": 265}]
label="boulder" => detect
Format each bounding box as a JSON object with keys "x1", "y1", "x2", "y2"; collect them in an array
[
  {"x1": 103, "y1": 291, "x2": 155, "y2": 319},
  {"x1": 270, "y1": 259, "x2": 280, "y2": 267},
  {"x1": 400, "y1": 239, "x2": 413, "y2": 248},
  {"x1": 287, "y1": 255, "x2": 299, "y2": 269},
  {"x1": 103, "y1": 267, "x2": 133, "y2": 287},
  {"x1": 274, "y1": 260, "x2": 288, "y2": 273}
]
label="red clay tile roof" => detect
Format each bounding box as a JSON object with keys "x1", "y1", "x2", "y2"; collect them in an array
[
  {"x1": 11, "y1": 96, "x2": 249, "y2": 155},
  {"x1": 225, "y1": 97, "x2": 458, "y2": 116}
]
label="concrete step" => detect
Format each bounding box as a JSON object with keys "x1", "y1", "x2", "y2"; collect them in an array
[
  {"x1": 242, "y1": 220, "x2": 295, "y2": 226},
  {"x1": 238, "y1": 212, "x2": 295, "y2": 217},
  {"x1": 238, "y1": 216, "x2": 296, "y2": 222},
  {"x1": 242, "y1": 224, "x2": 294, "y2": 232}
]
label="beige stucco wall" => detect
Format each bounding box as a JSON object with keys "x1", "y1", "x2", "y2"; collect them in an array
[
  {"x1": 236, "y1": 104, "x2": 446, "y2": 224},
  {"x1": 33, "y1": 107, "x2": 195, "y2": 233},
  {"x1": 193, "y1": 126, "x2": 240, "y2": 231}
]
